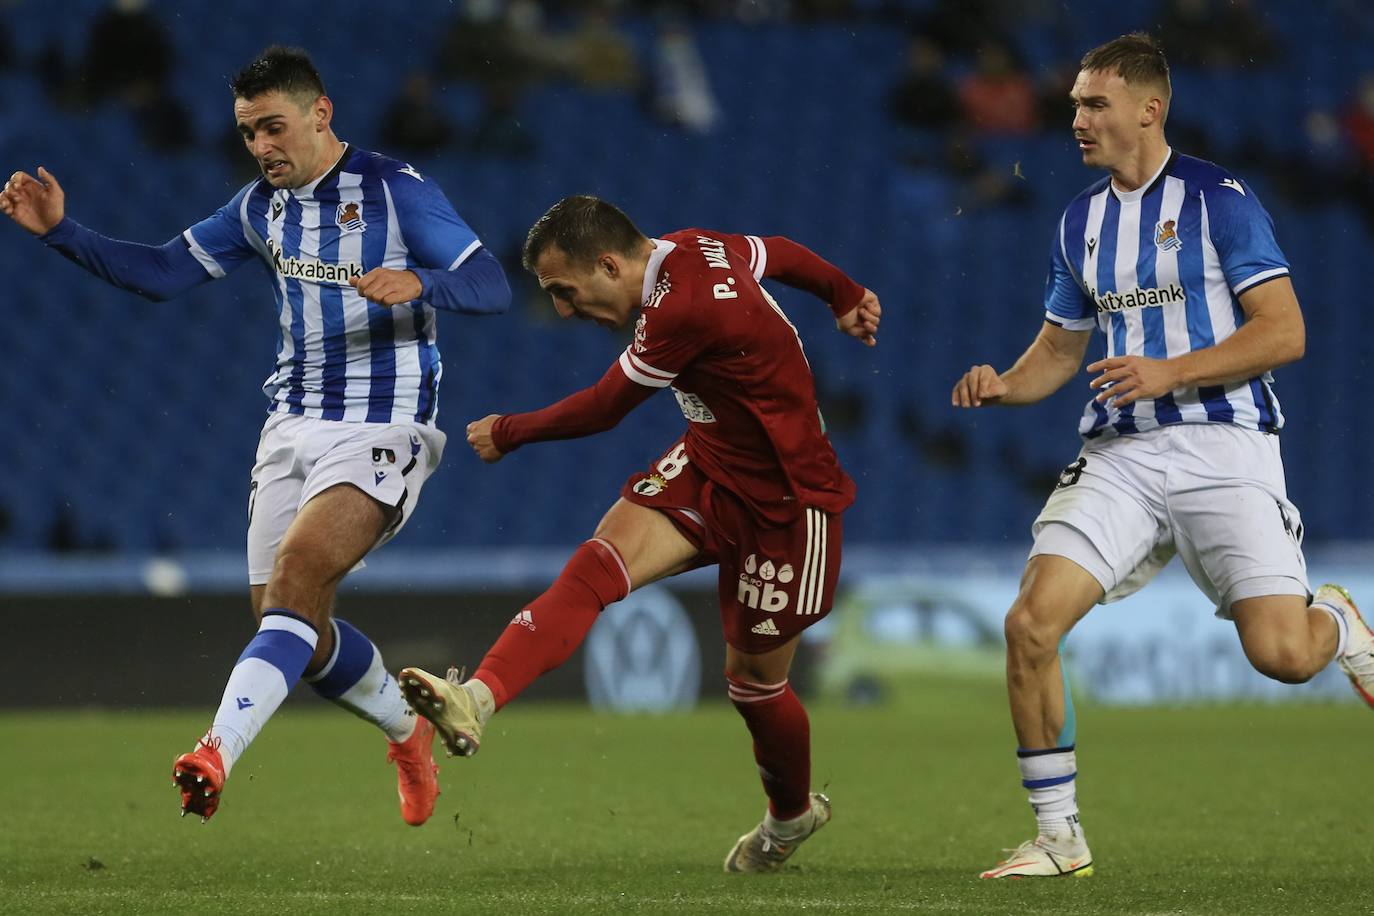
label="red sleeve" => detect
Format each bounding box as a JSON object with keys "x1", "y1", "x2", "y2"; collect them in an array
[
  {"x1": 491, "y1": 360, "x2": 656, "y2": 454},
  {"x1": 717, "y1": 232, "x2": 866, "y2": 318}
]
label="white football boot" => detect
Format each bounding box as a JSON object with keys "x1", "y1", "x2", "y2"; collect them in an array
[
  {"x1": 1314, "y1": 584, "x2": 1374, "y2": 709},
  {"x1": 724, "y1": 792, "x2": 831, "y2": 873},
  {"x1": 980, "y1": 833, "x2": 1094, "y2": 879},
  {"x1": 397, "y1": 666, "x2": 484, "y2": 758}
]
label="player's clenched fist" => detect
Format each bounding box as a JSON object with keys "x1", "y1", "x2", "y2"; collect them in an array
[
  {"x1": 349, "y1": 267, "x2": 422, "y2": 306},
  {"x1": 466, "y1": 414, "x2": 505, "y2": 463},
  {"x1": 0, "y1": 166, "x2": 65, "y2": 236},
  {"x1": 836, "y1": 288, "x2": 881, "y2": 346},
  {"x1": 952, "y1": 364, "x2": 1008, "y2": 407}
]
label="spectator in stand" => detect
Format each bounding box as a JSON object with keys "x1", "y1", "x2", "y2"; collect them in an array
[
  {"x1": 919, "y1": 0, "x2": 1016, "y2": 58},
  {"x1": 0, "y1": 8, "x2": 13, "y2": 75},
  {"x1": 437, "y1": 0, "x2": 555, "y2": 159},
  {"x1": 957, "y1": 40, "x2": 1039, "y2": 137},
  {"x1": 470, "y1": 83, "x2": 537, "y2": 158},
  {"x1": 1155, "y1": 0, "x2": 1279, "y2": 70},
  {"x1": 1343, "y1": 73, "x2": 1374, "y2": 171},
  {"x1": 885, "y1": 33, "x2": 1028, "y2": 210},
  {"x1": 888, "y1": 35, "x2": 960, "y2": 134},
  {"x1": 1339, "y1": 73, "x2": 1374, "y2": 230},
  {"x1": 438, "y1": 0, "x2": 559, "y2": 94},
  {"x1": 380, "y1": 73, "x2": 454, "y2": 155},
  {"x1": 75, "y1": 0, "x2": 194, "y2": 151},
  {"x1": 647, "y1": 18, "x2": 719, "y2": 133},
  {"x1": 79, "y1": 0, "x2": 173, "y2": 104},
  {"x1": 564, "y1": 3, "x2": 641, "y2": 92}
]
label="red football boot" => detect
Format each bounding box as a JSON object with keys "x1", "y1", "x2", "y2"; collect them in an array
[
  {"x1": 386, "y1": 716, "x2": 441, "y2": 826},
  {"x1": 172, "y1": 737, "x2": 226, "y2": 823}
]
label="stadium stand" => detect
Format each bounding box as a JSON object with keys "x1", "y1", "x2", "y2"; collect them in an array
[{"x1": 1, "y1": 0, "x2": 1370, "y2": 552}]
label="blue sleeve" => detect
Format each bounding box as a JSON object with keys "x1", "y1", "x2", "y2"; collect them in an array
[
  {"x1": 1043, "y1": 215, "x2": 1095, "y2": 331},
  {"x1": 40, "y1": 217, "x2": 215, "y2": 302},
  {"x1": 182, "y1": 184, "x2": 260, "y2": 279},
  {"x1": 1203, "y1": 179, "x2": 1290, "y2": 294},
  {"x1": 386, "y1": 169, "x2": 481, "y2": 271},
  {"x1": 386, "y1": 167, "x2": 508, "y2": 315},
  {"x1": 412, "y1": 246, "x2": 511, "y2": 315}
]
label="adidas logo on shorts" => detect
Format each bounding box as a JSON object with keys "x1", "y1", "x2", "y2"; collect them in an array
[{"x1": 750, "y1": 618, "x2": 781, "y2": 637}]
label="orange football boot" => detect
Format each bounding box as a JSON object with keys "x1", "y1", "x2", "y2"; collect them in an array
[{"x1": 386, "y1": 716, "x2": 441, "y2": 826}]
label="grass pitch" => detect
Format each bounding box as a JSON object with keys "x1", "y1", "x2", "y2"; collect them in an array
[{"x1": 1, "y1": 680, "x2": 1370, "y2": 915}]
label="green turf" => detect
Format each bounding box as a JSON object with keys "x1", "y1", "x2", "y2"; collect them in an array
[{"x1": 1, "y1": 681, "x2": 1369, "y2": 915}]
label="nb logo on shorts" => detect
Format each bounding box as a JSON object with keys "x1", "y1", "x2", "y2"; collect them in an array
[{"x1": 738, "y1": 553, "x2": 794, "y2": 613}]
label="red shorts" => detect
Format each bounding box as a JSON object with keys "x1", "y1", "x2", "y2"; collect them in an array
[{"x1": 621, "y1": 441, "x2": 844, "y2": 653}]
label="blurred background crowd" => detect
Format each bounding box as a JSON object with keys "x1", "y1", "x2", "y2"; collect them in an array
[{"x1": 1, "y1": 0, "x2": 1372, "y2": 557}]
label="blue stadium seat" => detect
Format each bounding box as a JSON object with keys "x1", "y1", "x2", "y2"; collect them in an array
[{"x1": 0, "y1": 6, "x2": 1369, "y2": 551}]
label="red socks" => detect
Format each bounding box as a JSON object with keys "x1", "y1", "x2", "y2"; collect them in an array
[
  {"x1": 474, "y1": 539, "x2": 631, "y2": 710},
  {"x1": 728, "y1": 675, "x2": 812, "y2": 820}
]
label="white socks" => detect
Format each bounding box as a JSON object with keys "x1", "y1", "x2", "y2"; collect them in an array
[{"x1": 208, "y1": 611, "x2": 318, "y2": 775}]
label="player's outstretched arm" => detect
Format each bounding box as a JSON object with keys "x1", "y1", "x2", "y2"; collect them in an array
[
  {"x1": 734, "y1": 234, "x2": 867, "y2": 317},
  {"x1": 953, "y1": 322, "x2": 1091, "y2": 408},
  {"x1": 5, "y1": 165, "x2": 221, "y2": 301},
  {"x1": 475, "y1": 362, "x2": 658, "y2": 460},
  {"x1": 0, "y1": 167, "x2": 65, "y2": 236},
  {"x1": 836, "y1": 288, "x2": 880, "y2": 346}
]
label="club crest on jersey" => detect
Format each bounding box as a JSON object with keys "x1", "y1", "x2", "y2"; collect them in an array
[
  {"x1": 336, "y1": 201, "x2": 367, "y2": 233},
  {"x1": 632, "y1": 472, "x2": 668, "y2": 497},
  {"x1": 1154, "y1": 219, "x2": 1182, "y2": 252}
]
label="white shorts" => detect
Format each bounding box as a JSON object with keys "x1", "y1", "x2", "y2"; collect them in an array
[
  {"x1": 246, "y1": 412, "x2": 446, "y2": 586},
  {"x1": 1029, "y1": 423, "x2": 1308, "y2": 618}
]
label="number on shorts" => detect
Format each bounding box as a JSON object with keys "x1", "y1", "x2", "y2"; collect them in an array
[
  {"x1": 1055, "y1": 457, "x2": 1086, "y2": 490},
  {"x1": 656, "y1": 444, "x2": 689, "y2": 480}
]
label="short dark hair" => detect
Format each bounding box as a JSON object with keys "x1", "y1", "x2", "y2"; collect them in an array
[
  {"x1": 1080, "y1": 32, "x2": 1171, "y2": 101},
  {"x1": 523, "y1": 196, "x2": 647, "y2": 272},
  {"x1": 231, "y1": 45, "x2": 326, "y2": 103}
]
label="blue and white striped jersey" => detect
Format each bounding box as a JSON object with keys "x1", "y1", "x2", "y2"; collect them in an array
[
  {"x1": 1045, "y1": 150, "x2": 1290, "y2": 440},
  {"x1": 182, "y1": 145, "x2": 483, "y2": 425}
]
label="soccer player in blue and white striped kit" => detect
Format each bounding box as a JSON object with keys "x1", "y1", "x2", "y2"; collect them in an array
[
  {"x1": 0, "y1": 46, "x2": 510, "y2": 824},
  {"x1": 952, "y1": 33, "x2": 1374, "y2": 878}
]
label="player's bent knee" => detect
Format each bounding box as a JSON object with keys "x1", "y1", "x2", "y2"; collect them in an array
[
  {"x1": 1003, "y1": 603, "x2": 1064, "y2": 660},
  {"x1": 266, "y1": 547, "x2": 343, "y2": 602},
  {"x1": 1247, "y1": 643, "x2": 1317, "y2": 684}
]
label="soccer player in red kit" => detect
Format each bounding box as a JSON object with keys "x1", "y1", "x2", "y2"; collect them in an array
[{"x1": 398, "y1": 195, "x2": 880, "y2": 872}]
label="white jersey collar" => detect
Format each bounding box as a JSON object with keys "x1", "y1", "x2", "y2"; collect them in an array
[
  {"x1": 291, "y1": 142, "x2": 351, "y2": 201},
  {"x1": 641, "y1": 238, "x2": 677, "y2": 305},
  {"x1": 1111, "y1": 147, "x2": 1172, "y2": 203}
]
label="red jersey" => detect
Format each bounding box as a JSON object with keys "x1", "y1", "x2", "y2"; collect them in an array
[{"x1": 494, "y1": 229, "x2": 864, "y2": 526}]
